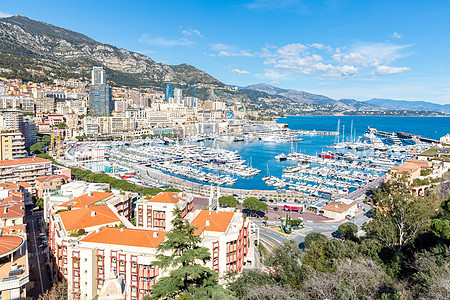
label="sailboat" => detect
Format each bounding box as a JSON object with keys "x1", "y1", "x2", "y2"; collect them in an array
[{"x1": 262, "y1": 163, "x2": 270, "y2": 181}]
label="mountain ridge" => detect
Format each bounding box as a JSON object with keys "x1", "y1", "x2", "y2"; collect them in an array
[{"x1": 0, "y1": 15, "x2": 225, "y2": 88}]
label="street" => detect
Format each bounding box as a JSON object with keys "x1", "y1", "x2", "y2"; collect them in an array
[{"x1": 25, "y1": 208, "x2": 52, "y2": 299}]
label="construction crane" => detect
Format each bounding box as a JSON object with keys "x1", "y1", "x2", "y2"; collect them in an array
[
  {"x1": 215, "y1": 93, "x2": 234, "y2": 118},
  {"x1": 50, "y1": 132, "x2": 62, "y2": 158}
]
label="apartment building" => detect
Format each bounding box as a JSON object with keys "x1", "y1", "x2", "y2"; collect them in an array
[
  {"x1": 0, "y1": 132, "x2": 27, "y2": 160},
  {"x1": 97, "y1": 117, "x2": 136, "y2": 135},
  {"x1": 189, "y1": 210, "x2": 249, "y2": 274},
  {"x1": 135, "y1": 192, "x2": 194, "y2": 231},
  {"x1": 0, "y1": 182, "x2": 29, "y2": 299},
  {"x1": 0, "y1": 157, "x2": 52, "y2": 188},
  {"x1": 0, "y1": 226, "x2": 29, "y2": 300},
  {"x1": 48, "y1": 191, "x2": 254, "y2": 300},
  {"x1": 35, "y1": 174, "x2": 71, "y2": 199}
]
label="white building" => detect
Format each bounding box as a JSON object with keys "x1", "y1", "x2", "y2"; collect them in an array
[
  {"x1": 92, "y1": 67, "x2": 106, "y2": 85},
  {"x1": 173, "y1": 88, "x2": 182, "y2": 104},
  {"x1": 135, "y1": 192, "x2": 194, "y2": 231},
  {"x1": 440, "y1": 133, "x2": 450, "y2": 144}
]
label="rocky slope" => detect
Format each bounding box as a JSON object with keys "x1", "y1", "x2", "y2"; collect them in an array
[{"x1": 0, "y1": 15, "x2": 224, "y2": 87}]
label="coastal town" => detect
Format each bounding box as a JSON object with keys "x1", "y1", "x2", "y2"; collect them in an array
[{"x1": 0, "y1": 65, "x2": 449, "y2": 300}]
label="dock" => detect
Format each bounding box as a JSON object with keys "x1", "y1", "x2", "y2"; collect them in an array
[{"x1": 370, "y1": 128, "x2": 439, "y2": 144}]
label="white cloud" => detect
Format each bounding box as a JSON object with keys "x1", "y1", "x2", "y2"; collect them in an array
[
  {"x1": 332, "y1": 52, "x2": 368, "y2": 66},
  {"x1": 138, "y1": 34, "x2": 195, "y2": 47},
  {"x1": 232, "y1": 69, "x2": 250, "y2": 75},
  {"x1": 260, "y1": 41, "x2": 412, "y2": 81},
  {"x1": 390, "y1": 32, "x2": 402, "y2": 39},
  {"x1": 211, "y1": 43, "x2": 235, "y2": 50},
  {"x1": 181, "y1": 29, "x2": 203, "y2": 38},
  {"x1": 240, "y1": 50, "x2": 255, "y2": 57},
  {"x1": 373, "y1": 66, "x2": 411, "y2": 75},
  {"x1": 0, "y1": 11, "x2": 12, "y2": 18},
  {"x1": 351, "y1": 42, "x2": 413, "y2": 66},
  {"x1": 218, "y1": 51, "x2": 231, "y2": 57}
]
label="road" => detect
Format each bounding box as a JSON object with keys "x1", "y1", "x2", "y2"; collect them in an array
[
  {"x1": 25, "y1": 208, "x2": 52, "y2": 299},
  {"x1": 253, "y1": 199, "x2": 373, "y2": 248}
]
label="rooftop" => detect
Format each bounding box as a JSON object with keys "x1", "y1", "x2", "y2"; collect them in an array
[
  {"x1": 81, "y1": 226, "x2": 167, "y2": 248},
  {"x1": 0, "y1": 235, "x2": 23, "y2": 257},
  {"x1": 35, "y1": 174, "x2": 69, "y2": 183},
  {"x1": 322, "y1": 199, "x2": 357, "y2": 213},
  {"x1": 191, "y1": 210, "x2": 234, "y2": 233},
  {"x1": 0, "y1": 157, "x2": 50, "y2": 167},
  {"x1": 58, "y1": 205, "x2": 120, "y2": 232},
  {"x1": 147, "y1": 192, "x2": 186, "y2": 204},
  {"x1": 58, "y1": 191, "x2": 113, "y2": 209}
]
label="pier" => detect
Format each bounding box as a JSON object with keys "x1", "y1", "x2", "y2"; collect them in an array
[
  {"x1": 370, "y1": 128, "x2": 439, "y2": 144},
  {"x1": 291, "y1": 130, "x2": 339, "y2": 136}
]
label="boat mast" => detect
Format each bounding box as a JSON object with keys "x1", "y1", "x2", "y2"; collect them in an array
[
  {"x1": 350, "y1": 120, "x2": 353, "y2": 143},
  {"x1": 343, "y1": 125, "x2": 345, "y2": 143},
  {"x1": 337, "y1": 119, "x2": 340, "y2": 144}
]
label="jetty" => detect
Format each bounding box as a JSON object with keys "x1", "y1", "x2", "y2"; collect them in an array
[{"x1": 368, "y1": 127, "x2": 439, "y2": 144}]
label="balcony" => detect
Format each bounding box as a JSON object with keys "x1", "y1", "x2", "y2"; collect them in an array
[{"x1": 0, "y1": 252, "x2": 29, "y2": 292}]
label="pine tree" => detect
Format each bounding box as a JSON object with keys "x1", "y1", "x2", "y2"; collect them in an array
[{"x1": 149, "y1": 207, "x2": 232, "y2": 299}]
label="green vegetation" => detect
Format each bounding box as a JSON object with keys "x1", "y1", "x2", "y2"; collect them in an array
[
  {"x1": 56, "y1": 122, "x2": 67, "y2": 129},
  {"x1": 338, "y1": 222, "x2": 358, "y2": 241},
  {"x1": 242, "y1": 197, "x2": 268, "y2": 216},
  {"x1": 421, "y1": 169, "x2": 433, "y2": 176},
  {"x1": 227, "y1": 176, "x2": 450, "y2": 299},
  {"x1": 35, "y1": 197, "x2": 43, "y2": 209},
  {"x1": 218, "y1": 195, "x2": 238, "y2": 207},
  {"x1": 148, "y1": 207, "x2": 231, "y2": 299},
  {"x1": 70, "y1": 167, "x2": 162, "y2": 196}
]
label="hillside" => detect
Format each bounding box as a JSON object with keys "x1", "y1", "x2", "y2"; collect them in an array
[
  {"x1": 366, "y1": 98, "x2": 450, "y2": 114},
  {"x1": 242, "y1": 83, "x2": 380, "y2": 111},
  {"x1": 0, "y1": 15, "x2": 225, "y2": 89}
]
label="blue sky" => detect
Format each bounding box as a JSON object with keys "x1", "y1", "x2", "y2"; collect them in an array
[{"x1": 2, "y1": 0, "x2": 450, "y2": 104}]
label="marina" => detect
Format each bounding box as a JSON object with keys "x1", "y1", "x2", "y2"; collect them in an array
[{"x1": 62, "y1": 116, "x2": 449, "y2": 202}]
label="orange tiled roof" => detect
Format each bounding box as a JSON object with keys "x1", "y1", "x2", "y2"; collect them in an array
[
  {"x1": 147, "y1": 192, "x2": 185, "y2": 204},
  {"x1": 18, "y1": 182, "x2": 31, "y2": 188},
  {"x1": 58, "y1": 205, "x2": 120, "y2": 232},
  {"x1": 0, "y1": 235, "x2": 24, "y2": 256},
  {"x1": 80, "y1": 226, "x2": 167, "y2": 248},
  {"x1": 58, "y1": 191, "x2": 113, "y2": 209},
  {"x1": 322, "y1": 200, "x2": 357, "y2": 213},
  {"x1": 191, "y1": 211, "x2": 234, "y2": 233},
  {"x1": 0, "y1": 157, "x2": 50, "y2": 167},
  {"x1": 35, "y1": 174, "x2": 69, "y2": 183},
  {"x1": 0, "y1": 182, "x2": 20, "y2": 190},
  {"x1": 1, "y1": 225, "x2": 26, "y2": 235}
]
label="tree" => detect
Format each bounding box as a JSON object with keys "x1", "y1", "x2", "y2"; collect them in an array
[
  {"x1": 365, "y1": 177, "x2": 440, "y2": 251},
  {"x1": 35, "y1": 197, "x2": 44, "y2": 209},
  {"x1": 38, "y1": 280, "x2": 67, "y2": 300},
  {"x1": 150, "y1": 207, "x2": 230, "y2": 299},
  {"x1": 302, "y1": 241, "x2": 330, "y2": 272},
  {"x1": 56, "y1": 122, "x2": 67, "y2": 129},
  {"x1": 299, "y1": 258, "x2": 394, "y2": 300},
  {"x1": 219, "y1": 195, "x2": 238, "y2": 207},
  {"x1": 304, "y1": 232, "x2": 327, "y2": 248},
  {"x1": 338, "y1": 222, "x2": 358, "y2": 241},
  {"x1": 242, "y1": 197, "x2": 268, "y2": 216},
  {"x1": 226, "y1": 271, "x2": 275, "y2": 299},
  {"x1": 264, "y1": 240, "x2": 307, "y2": 289}
]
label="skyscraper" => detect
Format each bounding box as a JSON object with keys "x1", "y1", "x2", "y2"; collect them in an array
[
  {"x1": 89, "y1": 85, "x2": 113, "y2": 116},
  {"x1": 89, "y1": 67, "x2": 113, "y2": 116},
  {"x1": 174, "y1": 88, "x2": 182, "y2": 104},
  {"x1": 91, "y1": 66, "x2": 106, "y2": 85},
  {"x1": 164, "y1": 83, "x2": 173, "y2": 102}
]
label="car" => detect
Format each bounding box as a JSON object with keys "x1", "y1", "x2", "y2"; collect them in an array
[{"x1": 273, "y1": 207, "x2": 279, "y2": 211}]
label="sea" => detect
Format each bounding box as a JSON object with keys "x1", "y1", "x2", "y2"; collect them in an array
[{"x1": 200, "y1": 116, "x2": 450, "y2": 191}]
